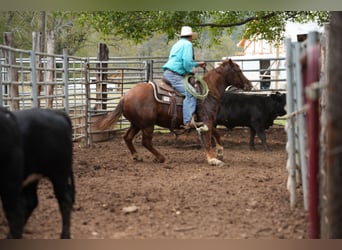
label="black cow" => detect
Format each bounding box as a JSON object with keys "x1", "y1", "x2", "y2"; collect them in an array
[
  {"x1": 0, "y1": 107, "x2": 25, "y2": 238},
  {"x1": 216, "y1": 92, "x2": 286, "y2": 150},
  {"x1": 0, "y1": 108, "x2": 75, "y2": 239},
  {"x1": 14, "y1": 108, "x2": 75, "y2": 239}
]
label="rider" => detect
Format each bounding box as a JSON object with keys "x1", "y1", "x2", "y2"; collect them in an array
[{"x1": 162, "y1": 26, "x2": 207, "y2": 130}]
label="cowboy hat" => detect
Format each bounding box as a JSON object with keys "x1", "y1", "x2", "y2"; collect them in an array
[{"x1": 176, "y1": 26, "x2": 198, "y2": 39}]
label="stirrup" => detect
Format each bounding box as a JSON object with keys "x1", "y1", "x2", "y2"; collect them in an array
[
  {"x1": 196, "y1": 124, "x2": 209, "y2": 132},
  {"x1": 181, "y1": 119, "x2": 206, "y2": 131},
  {"x1": 191, "y1": 116, "x2": 208, "y2": 132},
  {"x1": 190, "y1": 116, "x2": 204, "y2": 127},
  {"x1": 181, "y1": 122, "x2": 201, "y2": 130}
]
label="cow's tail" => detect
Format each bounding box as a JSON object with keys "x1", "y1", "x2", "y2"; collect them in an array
[{"x1": 93, "y1": 97, "x2": 124, "y2": 130}]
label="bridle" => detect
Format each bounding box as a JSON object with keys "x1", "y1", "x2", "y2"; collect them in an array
[{"x1": 212, "y1": 63, "x2": 246, "y2": 89}]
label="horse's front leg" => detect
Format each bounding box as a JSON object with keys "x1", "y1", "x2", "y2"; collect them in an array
[
  {"x1": 141, "y1": 127, "x2": 166, "y2": 163},
  {"x1": 200, "y1": 131, "x2": 225, "y2": 167},
  {"x1": 212, "y1": 127, "x2": 224, "y2": 161}
]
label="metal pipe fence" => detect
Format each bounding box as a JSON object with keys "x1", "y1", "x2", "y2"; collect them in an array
[
  {"x1": 285, "y1": 30, "x2": 330, "y2": 238},
  {"x1": 1, "y1": 45, "x2": 287, "y2": 145}
]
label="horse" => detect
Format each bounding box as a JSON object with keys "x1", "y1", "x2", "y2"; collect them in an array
[{"x1": 94, "y1": 59, "x2": 252, "y2": 167}]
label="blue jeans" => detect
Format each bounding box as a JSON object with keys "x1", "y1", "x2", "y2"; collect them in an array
[{"x1": 163, "y1": 70, "x2": 197, "y2": 124}]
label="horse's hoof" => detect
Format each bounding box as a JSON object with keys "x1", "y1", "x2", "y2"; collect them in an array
[
  {"x1": 216, "y1": 146, "x2": 224, "y2": 161},
  {"x1": 217, "y1": 154, "x2": 224, "y2": 161},
  {"x1": 132, "y1": 154, "x2": 143, "y2": 162},
  {"x1": 153, "y1": 157, "x2": 166, "y2": 163},
  {"x1": 208, "y1": 158, "x2": 225, "y2": 167}
]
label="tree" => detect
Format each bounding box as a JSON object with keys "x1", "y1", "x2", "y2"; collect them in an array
[
  {"x1": 0, "y1": 11, "x2": 90, "y2": 55},
  {"x1": 0, "y1": 11, "x2": 330, "y2": 56},
  {"x1": 76, "y1": 11, "x2": 330, "y2": 46}
]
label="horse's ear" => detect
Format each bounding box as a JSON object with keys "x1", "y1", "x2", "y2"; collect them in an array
[{"x1": 228, "y1": 58, "x2": 232, "y2": 63}]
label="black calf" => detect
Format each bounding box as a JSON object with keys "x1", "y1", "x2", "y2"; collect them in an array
[
  {"x1": 14, "y1": 108, "x2": 75, "y2": 239},
  {"x1": 0, "y1": 107, "x2": 25, "y2": 238},
  {"x1": 0, "y1": 107, "x2": 75, "y2": 239},
  {"x1": 216, "y1": 92, "x2": 286, "y2": 150}
]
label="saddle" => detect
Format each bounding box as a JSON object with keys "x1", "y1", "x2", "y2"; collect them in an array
[
  {"x1": 149, "y1": 79, "x2": 184, "y2": 105},
  {"x1": 149, "y1": 77, "x2": 205, "y2": 133},
  {"x1": 149, "y1": 76, "x2": 203, "y2": 105}
]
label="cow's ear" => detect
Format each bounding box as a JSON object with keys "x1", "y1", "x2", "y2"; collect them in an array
[
  {"x1": 270, "y1": 93, "x2": 277, "y2": 100},
  {"x1": 271, "y1": 91, "x2": 282, "y2": 99}
]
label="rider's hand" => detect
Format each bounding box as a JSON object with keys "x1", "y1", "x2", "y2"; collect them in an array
[{"x1": 197, "y1": 61, "x2": 207, "y2": 69}]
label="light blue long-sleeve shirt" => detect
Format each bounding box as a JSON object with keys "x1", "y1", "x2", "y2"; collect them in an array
[{"x1": 162, "y1": 38, "x2": 199, "y2": 75}]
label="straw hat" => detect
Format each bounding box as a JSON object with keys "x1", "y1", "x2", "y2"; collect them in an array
[{"x1": 177, "y1": 26, "x2": 198, "y2": 39}]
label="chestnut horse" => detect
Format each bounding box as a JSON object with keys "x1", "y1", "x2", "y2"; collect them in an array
[{"x1": 94, "y1": 59, "x2": 252, "y2": 167}]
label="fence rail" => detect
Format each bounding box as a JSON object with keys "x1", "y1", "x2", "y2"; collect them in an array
[{"x1": 1, "y1": 44, "x2": 287, "y2": 144}]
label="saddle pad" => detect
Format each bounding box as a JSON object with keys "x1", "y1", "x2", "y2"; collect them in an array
[{"x1": 149, "y1": 80, "x2": 184, "y2": 105}]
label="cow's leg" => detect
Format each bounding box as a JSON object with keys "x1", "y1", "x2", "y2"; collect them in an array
[
  {"x1": 22, "y1": 181, "x2": 39, "y2": 224},
  {"x1": 141, "y1": 126, "x2": 166, "y2": 163},
  {"x1": 124, "y1": 125, "x2": 143, "y2": 161},
  {"x1": 212, "y1": 127, "x2": 224, "y2": 161},
  {"x1": 1, "y1": 188, "x2": 25, "y2": 239},
  {"x1": 255, "y1": 128, "x2": 269, "y2": 151},
  {"x1": 249, "y1": 127, "x2": 256, "y2": 150},
  {"x1": 50, "y1": 173, "x2": 75, "y2": 239}
]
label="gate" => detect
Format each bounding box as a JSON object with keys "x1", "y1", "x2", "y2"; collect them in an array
[
  {"x1": 285, "y1": 28, "x2": 331, "y2": 238},
  {"x1": 0, "y1": 45, "x2": 88, "y2": 141},
  {"x1": 1, "y1": 44, "x2": 287, "y2": 145},
  {"x1": 0, "y1": 45, "x2": 161, "y2": 143}
]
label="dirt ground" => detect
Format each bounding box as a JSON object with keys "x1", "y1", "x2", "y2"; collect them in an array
[{"x1": 0, "y1": 126, "x2": 307, "y2": 239}]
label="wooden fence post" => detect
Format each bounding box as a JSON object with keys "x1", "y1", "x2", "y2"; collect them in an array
[
  {"x1": 46, "y1": 31, "x2": 55, "y2": 108},
  {"x1": 319, "y1": 23, "x2": 330, "y2": 239},
  {"x1": 96, "y1": 43, "x2": 108, "y2": 110},
  {"x1": 3, "y1": 32, "x2": 19, "y2": 110},
  {"x1": 32, "y1": 31, "x2": 43, "y2": 108},
  {"x1": 326, "y1": 11, "x2": 342, "y2": 239}
]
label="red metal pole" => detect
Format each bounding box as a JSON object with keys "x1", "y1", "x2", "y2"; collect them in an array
[{"x1": 305, "y1": 42, "x2": 320, "y2": 239}]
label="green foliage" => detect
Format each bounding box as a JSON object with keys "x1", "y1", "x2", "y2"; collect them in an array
[
  {"x1": 0, "y1": 11, "x2": 90, "y2": 55},
  {"x1": 0, "y1": 11, "x2": 40, "y2": 48},
  {"x1": 77, "y1": 11, "x2": 207, "y2": 43},
  {"x1": 241, "y1": 11, "x2": 330, "y2": 43},
  {"x1": 75, "y1": 11, "x2": 330, "y2": 46},
  {"x1": 0, "y1": 11, "x2": 330, "y2": 56}
]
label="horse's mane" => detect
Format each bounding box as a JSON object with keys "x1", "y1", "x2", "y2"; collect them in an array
[{"x1": 204, "y1": 59, "x2": 231, "y2": 101}]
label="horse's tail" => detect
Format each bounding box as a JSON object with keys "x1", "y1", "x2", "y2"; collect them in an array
[{"x1": 93, "y1": 97, "x2": 124, "y2": 130}]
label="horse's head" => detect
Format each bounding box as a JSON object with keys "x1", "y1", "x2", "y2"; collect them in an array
[{"x1": 218, "y1": 59, "x2": 252, "y2": 91}]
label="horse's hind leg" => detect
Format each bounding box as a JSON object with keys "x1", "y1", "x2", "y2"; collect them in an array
[
  {"x1": 141, "y1": 127, "x2": 166, "y2": 163},
  {"x1": 124, "y1": 125, "x2": 143, "y2": 161}
]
